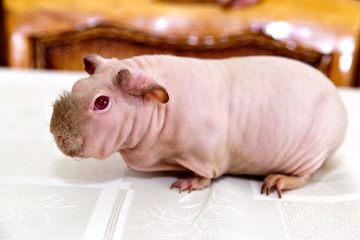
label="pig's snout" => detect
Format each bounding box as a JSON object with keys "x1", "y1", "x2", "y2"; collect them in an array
[
  {"x1": 53, "y1": 133, "x2": 84, "y2": 157},
  {"x1": 50, "y1": 91, "x2": 86, "y2": 158}
]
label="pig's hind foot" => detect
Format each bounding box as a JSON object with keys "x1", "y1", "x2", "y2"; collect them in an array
[
  {"x1": 171, "y1": 176, "x2": 211, "y2": 193},
  {"x1": 261, "y1": 174, "x2": 311, "y2": 198}
]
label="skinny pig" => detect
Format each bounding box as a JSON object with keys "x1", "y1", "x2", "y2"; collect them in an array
[{"x1": 50, "y1": 55, "x2": 347, "y2": 198}]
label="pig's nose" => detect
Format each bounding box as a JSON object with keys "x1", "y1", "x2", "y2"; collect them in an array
[
  {"x1": 54, "y1": 135, "x2": 63, "y2": 144},
  {"x1": 53, "y1": 133, "x2": 84, "y2": 157}
]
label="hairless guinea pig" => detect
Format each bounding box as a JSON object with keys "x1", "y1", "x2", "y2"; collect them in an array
[{"x1": 50, "y1": 54, "x2": 348, "y2": 198}]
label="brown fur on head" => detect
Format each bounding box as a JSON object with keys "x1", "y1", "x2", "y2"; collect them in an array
[{"x1": 50, "y1": 91, "x2": 85, "y2": 157}]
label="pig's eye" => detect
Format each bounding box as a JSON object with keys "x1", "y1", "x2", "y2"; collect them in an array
[{"x1": 94, "y1": 95, "x2": 110, "y2": 111}]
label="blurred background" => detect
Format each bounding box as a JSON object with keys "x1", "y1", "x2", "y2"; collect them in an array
[{"x1": 0, "y1": 0, "x2": 360, "y2": 86}]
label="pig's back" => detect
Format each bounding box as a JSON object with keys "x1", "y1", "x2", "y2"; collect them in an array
[{"x1": 222, "y1": 56, "x2": 347, "y2": 177}]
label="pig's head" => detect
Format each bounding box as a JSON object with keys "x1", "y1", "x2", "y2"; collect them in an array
[{"x1": 50, "y1": 54, "x2": 169, "y2": 159}]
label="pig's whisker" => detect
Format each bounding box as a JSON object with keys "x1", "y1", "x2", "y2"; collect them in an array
[
  {"x1": 72, "y1": 156, "x2": 85, "y2": 162},
  {"x1": 115, "y1": 97, "x2": 127, "y2": 103}
]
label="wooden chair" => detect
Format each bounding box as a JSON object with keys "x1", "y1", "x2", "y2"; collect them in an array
[{"x1": 4, "y1": 0, "x2": 360, "y2": 86}]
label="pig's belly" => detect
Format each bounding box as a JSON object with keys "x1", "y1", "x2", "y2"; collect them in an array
[{"x1": 226, "y1": 92, "x2": 347, "y2": 177}]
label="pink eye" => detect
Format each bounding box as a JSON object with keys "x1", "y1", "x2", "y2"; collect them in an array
[{"x1": 94, "y1": 95, "x2": 110, "y2": 110}]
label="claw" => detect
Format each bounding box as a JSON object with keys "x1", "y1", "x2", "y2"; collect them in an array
[
  {"x1": 170, "y1": 181, "x2": 180, "y2": 189},
  {"x1": 260, "y1": 183, "x2": 266, "y2": 195},
  {"x1": 277, "y1": 188, "x2": 282, "y2": 199},
  {"x1": 260, "y1": 174, "x2": 311, "y2": 198},
  {"x1": 171, "y1": 176, "x2": 211, "y2": 193},
  {"x1": 261, "y1": 176, "x2": 279, "y2": 197},
  {"x1": 261, "y1": 175, "x2": 284, "y2": 198}
]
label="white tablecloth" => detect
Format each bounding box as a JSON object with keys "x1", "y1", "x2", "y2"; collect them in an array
[{"x1": 0, "y1": 68, "x2": 359, "y2": 240}]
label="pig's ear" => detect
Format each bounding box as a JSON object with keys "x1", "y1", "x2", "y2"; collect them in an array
[
  {"x1": 115, "y1": 69, "x2": 169, "y2": 104},
  {"x1": 83, "y1": 54, "x2": 103, "y2": 75}
]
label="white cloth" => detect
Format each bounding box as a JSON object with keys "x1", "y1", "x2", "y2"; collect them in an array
[{"x1": 0, "y1": 68, "x2": 359, "y2": 240}]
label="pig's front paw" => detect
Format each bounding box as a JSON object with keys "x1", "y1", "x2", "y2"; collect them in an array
[
  {"x1": 261, "y1": 174, "x2": 311, "y2": 198},
  {"x1": 171, "y1": 176, "x2": 211, "y2": 193}
]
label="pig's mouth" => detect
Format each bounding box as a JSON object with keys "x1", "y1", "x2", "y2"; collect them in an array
[{"x1": 53, "y1": 134, "x2": 85, "y2": 158}]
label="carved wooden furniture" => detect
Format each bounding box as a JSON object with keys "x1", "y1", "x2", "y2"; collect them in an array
[
  {"x1": 4, "y1": 0, "x2": 360, "y2": 86},
  {"x1": 0, "y1": 0, "x2": 6, "y2": 66}
]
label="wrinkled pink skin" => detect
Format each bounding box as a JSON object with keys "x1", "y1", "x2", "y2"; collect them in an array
[{"x1": 69, "y1": 55, "x2": 347, "y2": 197}]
